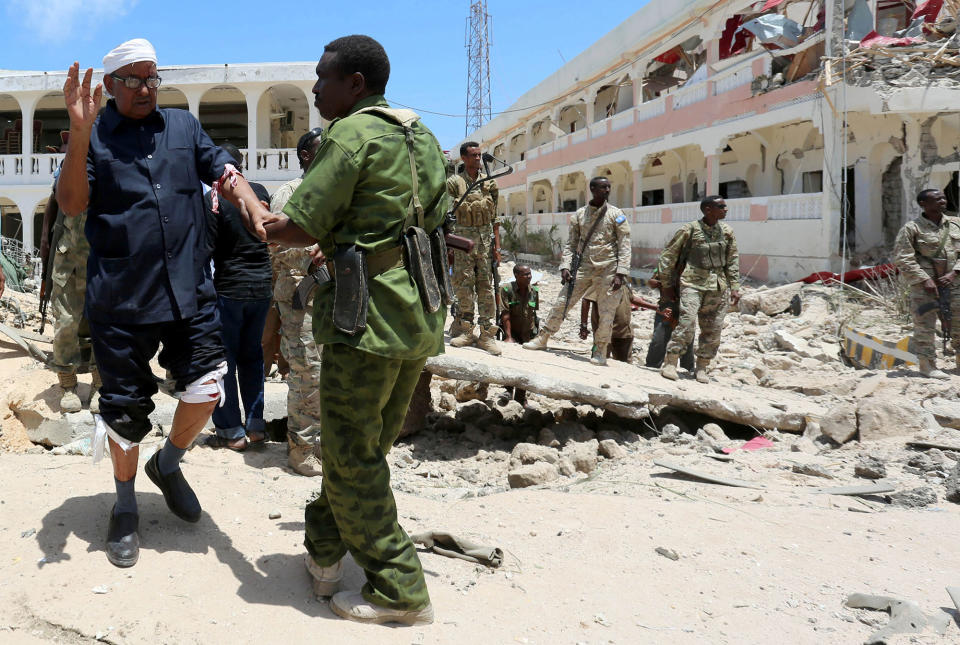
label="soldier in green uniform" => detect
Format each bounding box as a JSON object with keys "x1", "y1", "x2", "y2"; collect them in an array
[
  {"x1": 243, "y1": 35, "x2": 441, "y2": 626},
  {"x1": 447, "y1": 141, "x2": 502, "y2": 355},
  {"x1": 40, "y1": 177, "x2": 99, "y2": 413},
  {"x1": 500, "y1": 264, "x2": 538, "y2": 403},
  {"x1": 893, "y1": 188, "x2": 960, "y2": 379},
  {"x1": 658, "y1": 195, "x2": 740, "y2": 383}
]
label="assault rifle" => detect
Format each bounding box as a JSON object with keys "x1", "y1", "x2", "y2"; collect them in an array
[
  {"x1": 38, "y1": 196, "x2": 62, "y2": 335},
  {"x1": 479, "y1": 153, "x2": 507, "y2": 338},
  {"x1": 917, "y1": 258, "x2": 952, "y2": 354}
]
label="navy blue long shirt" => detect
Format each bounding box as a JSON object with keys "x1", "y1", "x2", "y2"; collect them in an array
[{"x1": 84, "y1": 100, "x2": 234, "y2": 324}]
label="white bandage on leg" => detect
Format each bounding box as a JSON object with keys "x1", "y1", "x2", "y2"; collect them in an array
[
  {"x1": 179, "y1": 361, "x2": 228, "y2": 406},
  {"x1": 91, "y1": 414, "x2": 139, "y2": 464}
]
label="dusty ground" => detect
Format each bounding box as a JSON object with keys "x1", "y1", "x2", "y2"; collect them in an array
[{"x1": 2, "y1": 272, "x2": 960, "y2": 643}]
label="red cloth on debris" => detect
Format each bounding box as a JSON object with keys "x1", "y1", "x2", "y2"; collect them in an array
[
  {"x1": 720, "y1": 16, "x2": 750, "y2": 59},
  {"x1": 722, "y1": 437, "x2": 775, "y2": 454},
  {"x1": 797, "y1": 263, "x2": 898, "y2": 284},
  {"x1": 760, "y1": 0, "x2": 788, "y2": 10},
  {"x1": 859, "y1": 30, "x2": 925, "y2": 47},
  {"x1": 912, "y1": 0, "x2": 944, "y2": 22}
]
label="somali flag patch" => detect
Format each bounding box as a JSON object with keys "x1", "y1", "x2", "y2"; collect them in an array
[{"x1": 615, "y1": 214, "x2": 626, "y2": 224}]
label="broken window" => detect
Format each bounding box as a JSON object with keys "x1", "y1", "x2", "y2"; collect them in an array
[
  {"x1": 641, "y1": 189, "x2": 665, "y2": 206},
  {"x1": 643, "y1": 36, "x2": 705, "y2": 100}
]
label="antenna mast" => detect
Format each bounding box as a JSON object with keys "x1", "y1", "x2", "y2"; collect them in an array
[{"x1": 465, "y1": 0, "x2": 492, "y2": 136}]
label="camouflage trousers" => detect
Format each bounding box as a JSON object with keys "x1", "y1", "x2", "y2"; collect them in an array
[
  {"x1": 542, "y1": 268, "x2": 621, "y2": 345},
  {"x1": 276, "y1": 298, "x2": 322, "y2": 443},
  {"x1": 51, "y1": 247, "x2": 94, "y2": 375},
  {"x1": 452, "y1": 224, "x2": 496, "y2": 330},
  {"x1": 908, "y1": 284, "x2": 960, "y2": 360},
  {"x1": 304, "y1": 343, "x2": 430, "y2": 611},
  {"x1": 666, "y1": 286, "x2": 728, "y2": 360}
]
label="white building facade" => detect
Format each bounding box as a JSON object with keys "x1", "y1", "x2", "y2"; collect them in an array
[
  {"x1": 0, "y1": 62, "x2": 320, "y2": 260},
  {"x1": 460, "y1": 0, "x2": 960, "y2": 282}
]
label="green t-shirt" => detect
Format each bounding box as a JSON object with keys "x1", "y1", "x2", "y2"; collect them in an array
[{"x1": 283, "y1": 95, "x2": 449, "y2": 360}]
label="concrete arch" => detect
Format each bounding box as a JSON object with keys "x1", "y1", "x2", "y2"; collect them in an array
[
  {"x1": 257, "y1": 84, "x2": 310, "y2": 150},
  {"x1": 508, "y1": 132, "x2": 527, "y2": 163},
  {"x1": 34, "y1": 92, "x2": 70, "y2": 153},
  {"x1": 199, "y1": 86, "x2": 248, "y2": 147},
  {"x1": 0, "y1": 93, "x2": 23, "y2": 155},
  {"x1": 592, "y1": 161, "x2": 632, "y2": 208},
  {"x1": 157, "y1": 86, "x2": 189, "y2": 109},
  {"x1": 557, "y1": 171, "x2": 587, "y2": 211},
  {"x1": 530, "y1": 118, "x2": 557, "y2": 147},
  {"x1": 530, "y1": 179, "x2": 553, "y2": 213},
  {"x1": 508, "y1": 191, "x2": 526, "y2": 217},
  {"x1": 558, "y1": 103, "x2": 586, "y2": 134}
]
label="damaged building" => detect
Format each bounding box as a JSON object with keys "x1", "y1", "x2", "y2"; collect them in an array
[{"x1": 464, "y1": 0, "x2": 960, "y2": 282}]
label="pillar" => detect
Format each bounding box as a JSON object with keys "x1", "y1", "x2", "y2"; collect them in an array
[
  {"x1": 632, "y1": 165, "x2": 644, "y2": 208},
  {"x1": 853, "y1": 156, "x2": 874, "y2": 249},
  {"x1": 245, "y1": 88, "x2": 264, "y2": 172},
  {"x1": 706, "y1": 153, "x2": 720, "y2": 196}
]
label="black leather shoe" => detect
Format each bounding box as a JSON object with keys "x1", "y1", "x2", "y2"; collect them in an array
[
  {"x1": 106, "y1": 505, "x2": 139, "y2": 568},
  {"x1": 145, "y1": 452, "x2": 202, "y2": 523}
]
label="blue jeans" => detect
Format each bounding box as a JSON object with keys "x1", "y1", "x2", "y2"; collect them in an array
[{"x1": 212, "y1": 295, "x2": 270, "y2": 439}]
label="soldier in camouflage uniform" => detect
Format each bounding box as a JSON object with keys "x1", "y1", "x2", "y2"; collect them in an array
[
  {"x1": 41, "y1": 181, "x2": 99, "y2": 413},
  {"x1": 447, "y1": 141, "x2": 501, "y2": 355},
  {"x1": 252, "y1": 36, "x2": 442, "y2": 625},
  {"x1": 269, "y1": 127, "x2": 324, "y2": 476},
  {"x1": 658, "y1": 195, "x2": 740, "y2": 383},
  {"x1": 523, "y1": 177, "x2": 631, "y2": 365},
  {"x1": 893, "y1": 188, "x2": 960, "y2": 379}
]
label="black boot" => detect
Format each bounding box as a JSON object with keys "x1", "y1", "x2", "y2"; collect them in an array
[{"x1": 106, "y1": 505, "x2": 139, "y2": 567}]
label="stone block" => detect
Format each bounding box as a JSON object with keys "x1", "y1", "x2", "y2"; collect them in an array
[
  {"x1": 738, "y1": 283, "x2": 802, "y2": 316},
  {"x1": 857, "y1": 398, "x2": 938, "y2": 442},
  {"x1": 598, "y1": 438, "x2": 626, "y2": 460},
  {"x1": 819, "y1": 402, "x2": 858, "y2": 445},
  {"x1": 509, "y1": 442, "x2": 560, "y2": 467},
  {"x1": 562, "y1": 438, "x2": 599, "y2": 474},
  {"x1": 508, "y1": 462, "x2": 559, "y2": 488}
]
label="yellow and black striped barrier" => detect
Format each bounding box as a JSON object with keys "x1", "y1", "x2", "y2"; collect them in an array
[{"x1": 842, "y1": 325, "x2": 917, "y2": 370}]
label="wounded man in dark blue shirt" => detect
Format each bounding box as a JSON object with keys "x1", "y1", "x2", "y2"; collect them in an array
[{"x1": 56, "y1": 38, "x2": 272, "y2": 568}]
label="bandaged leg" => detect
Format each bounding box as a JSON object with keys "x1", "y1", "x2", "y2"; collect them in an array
[{"x1": 161, "y1": 362, "x2": 228, "y2": 474}]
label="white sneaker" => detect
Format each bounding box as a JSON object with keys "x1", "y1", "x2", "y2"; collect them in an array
[
  {"x1": 305, "y1": 555, "x2": 343, "y2": 597},
  {"x1": 330, "y1": 590, "x2": 434, "y2": 625}
]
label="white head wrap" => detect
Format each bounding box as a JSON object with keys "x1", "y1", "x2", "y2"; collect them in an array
[{"x1": 102, "y1": 38, "x2": 158, "y2": 74}]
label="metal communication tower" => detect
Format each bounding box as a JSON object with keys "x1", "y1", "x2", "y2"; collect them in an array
[{"x1": 465, "y1": 0, "x2": 492, "y2": 136}]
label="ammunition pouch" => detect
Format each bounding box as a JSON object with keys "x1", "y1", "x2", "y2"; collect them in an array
[
  {"x1": 331, "y1": 244, "x2": 368, "y2": 336},
  {"x1": 403, "y1": 226, "x2": 442, "y2": 314},
  {"x1": 689, "y1": 240, "x2": 727, "y2": 270}
]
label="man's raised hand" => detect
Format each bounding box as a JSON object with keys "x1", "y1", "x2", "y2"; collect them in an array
[
  {"x1": 63, "y1": 63, "x2": 102, "y2": 131},
  {"x1": 238, "y1": 198, "x2": 269, "y2": 241}
]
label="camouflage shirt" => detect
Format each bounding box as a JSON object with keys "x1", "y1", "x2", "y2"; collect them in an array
[
  {"x1": 283, "y1": 95, "x2": 448, "y2": 360},
  {"x1": 559, "y1": 202, "x2": 631, "y2": 276},
  {"x1": 269, "y1": 176, "x2": 318, "y2": 304},
  {"x1": 658, "y1": 219, "x2": 740, "y2": 292},
  {"x1": 500, "y1": 282, "x2": 539, "y2": 341},
  {"x1": 447, "y1": 169, "x2": 498, "y2": 228},
  {"x1": 893, "y1": 214, "x2": 960, "y2": 286}
]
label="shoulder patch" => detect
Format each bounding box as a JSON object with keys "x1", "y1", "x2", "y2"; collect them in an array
[{"x1": 615, "y1": 214, "x2": 626, "y2": 224}]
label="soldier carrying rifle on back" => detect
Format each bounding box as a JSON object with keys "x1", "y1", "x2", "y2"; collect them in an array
[{"x1": 894, "y1": 188, "x2": 960, "y2": 379}]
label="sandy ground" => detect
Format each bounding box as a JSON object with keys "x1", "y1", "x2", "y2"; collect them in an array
[{"x1": 1, "y1": 445, "x2": 959, "y2": 645}]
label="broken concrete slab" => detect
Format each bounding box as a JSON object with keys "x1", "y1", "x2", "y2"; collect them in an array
[
  {"x1": 507, "y1": 462, "x2": 559, "y2": 488},
  {"x1": 738, "y1": 282, "x2": 802, "y2": 316},
  {"x1": 921, "y1": 397, "x2": 960, "y2": 429},
  {"x1": 888, "y1": 486, "x2": 937, "y2": 508},
  {"x1": 844, "y1": 593, "x2": 951, "y2": 644},
  {"x1": 28, "y1": 411, "x2": 94, "y2": 448},
  {"x1": 815, "y1": 483, "x2": 896, "y2": 496},
  {"x1": 653, "y1": 460, "x2": 765, "y2": 489},
  {"x1": 563, "y1": 439, "x2": 599, "y2": 474},
  {"x1": 858, "y1": 398, "x2": 939, "y2": 441},
  {"x1": 426, "y1": 345, "x2": 826, "y2": 432},
  {"x1": 854, "y1": 456, "x2": 887, "y2": 480}
]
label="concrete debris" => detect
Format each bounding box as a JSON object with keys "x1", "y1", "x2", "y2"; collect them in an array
[
  {"x1": 816, "y1": 483, "x2": 896, "y2": 497},
  {"x1": 887, "y1": 486, "x2": 938, "y2": 508},
  {"x1": 857, "y1": 399, "x2": 939, "y2": 441},
  {"x1": 562, "y1": 439, "x2": 599, "y2": 474},
  {"x1": 819, "y1": 402, "x2": 858, "y2": 445},
  {"x1": 654, "y1": 547, "x2": 679, "y2": 561},
  {"x1": 854, "y1": 456, "x2": 887, "y2": 480},
  {"x1": 454, "y1": 380, "x2": 488, "y2": 403},
  {"x1": 653, "y1": 460, "x2": 765, "y2": 489},
  {"x1": 737, "y1": 283, "x2": 802, "y2": 317},
  {"x1": 509, "y1": 443, "x2": 560, "y2": 467},
  {"x1": 844, "y1": 593, "x2": 951, "y2": 644},
  {"x1": 699, "y1": 423, "x2": 728, "y2": 443},
  {"x1": 943, "y1": 463, "x2": 960, "y2": 503},
  {"x1": 921, "y1": 397, "x2": 960, "y2": 429},
  {"x1": 598, "y1": 439, "x2": 626, "y2": 460},
  {"x1": 792, "y1": 463, "x2": 834, "y2": 479},
  {"x1": 508, "y1": 462, "x2": 559, "y2": 488}
]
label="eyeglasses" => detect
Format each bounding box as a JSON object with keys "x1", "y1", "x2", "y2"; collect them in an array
[{"x1": 110, "y1": 74, "x2": 162, "y2": 90}]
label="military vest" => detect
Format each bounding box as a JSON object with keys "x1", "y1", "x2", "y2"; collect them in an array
[{"x1": 687, "y1": 221, "x2": 728, "y2": 270}]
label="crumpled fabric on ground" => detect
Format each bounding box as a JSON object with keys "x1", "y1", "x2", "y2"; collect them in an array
[{"x1": 411, "y1": 531, "x2": 504, "y2": 568}]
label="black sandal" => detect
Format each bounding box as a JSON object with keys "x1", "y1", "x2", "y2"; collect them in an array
[
  {"x1": 202, "y1": 434, "x2": 248, "y2": 452},
  {"x1": 245, "y1": 430, "x2": 267, "y2": 448}
]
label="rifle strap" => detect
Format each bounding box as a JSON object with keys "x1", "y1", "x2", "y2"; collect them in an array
[{"x1": 574, "y1": 203, "x2": 609, "y2": 266}]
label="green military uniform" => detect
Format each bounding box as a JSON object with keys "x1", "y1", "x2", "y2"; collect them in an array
[
  {"x1": 540, "y1": 202, "x2": 631, "y2": 345},
  {"x1": 659, "y1": 219, "x2": 739, "y2": 360},
  {"x1": 283, "y1": 95, "x2": 447, "y2": 612},
  {"x1": 447, "y1": 169, "x2": 499, "y2": 332},
  {"x1": 893, "y1": 214, "x2": 960, "y2": 361},
  {"x1": 500, "y1": 281, "x2": 539, "y2": 343},
  {"x1": 269, "y1": 177, "x2": 322, "y2": 448},
  {"x1": 51, "y1": 210, "x2": 95, "y2": 379}
]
